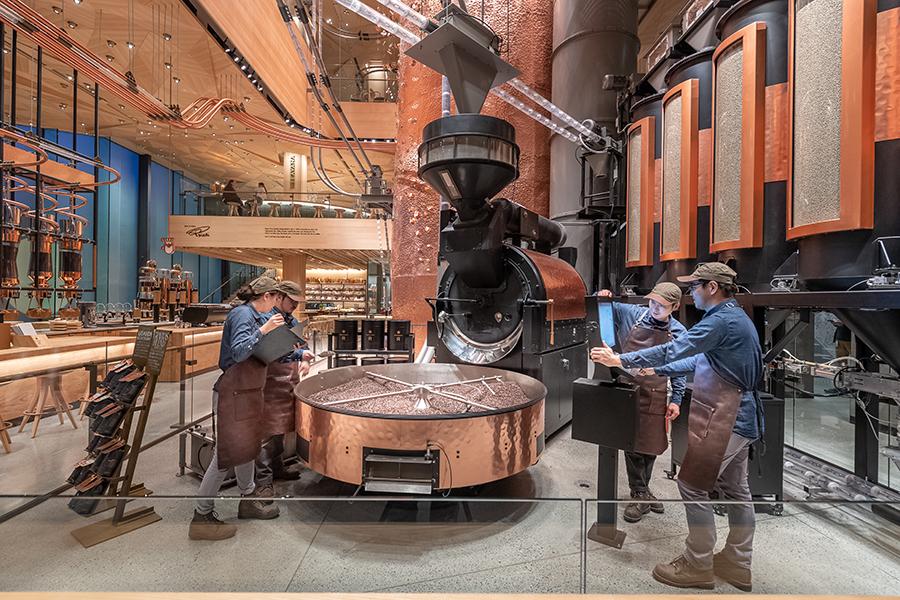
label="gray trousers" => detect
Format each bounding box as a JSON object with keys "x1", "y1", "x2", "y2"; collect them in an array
[
  {"x1": 678, "y1": 432, "x2": 755, "y2": 570},
  {"x1": 255, "y1": 434, "x2": 286, "y2": 488},
  {"x1": 195, "y1": 392, "x2": 256, "y2": 514}
]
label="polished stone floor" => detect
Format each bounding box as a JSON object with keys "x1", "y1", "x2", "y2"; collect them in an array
[{"x1": 0, "y1": 369, "x2": 898, "y2": 594}]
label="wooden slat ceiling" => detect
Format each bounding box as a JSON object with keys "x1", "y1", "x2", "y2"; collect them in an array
[{"x1": 4, "y1": 0, "x2": 395, "y2": 193}]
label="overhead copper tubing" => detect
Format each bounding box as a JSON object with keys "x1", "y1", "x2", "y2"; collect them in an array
[
  {"x1": 0, "y1": 0, "x2": 396, "y2": 156},
  {"x1": 0, "y1": 128, "x2": 47, "y2": 168}
]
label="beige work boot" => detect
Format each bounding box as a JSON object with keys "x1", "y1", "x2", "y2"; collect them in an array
[
  {"x1": 714, "y1": 551, "x2": 752, "y2": 592},
  {"x1": 652, "y1": 555, "x2": 715, "y2": 590},
  {"x1": 188, "y1": 510, "x2": 237, "y2": 541}
]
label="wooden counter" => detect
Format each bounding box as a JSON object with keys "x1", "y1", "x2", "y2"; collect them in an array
[
  {"x1": 0, "y1": 326, "x2": 223, "y2": 422},
  {"x1": 0, "y1": 335, "x2": 135, "y2": 422},
  {"x1": 157, "y1": 325, "x2": 224, "y2": 383}
]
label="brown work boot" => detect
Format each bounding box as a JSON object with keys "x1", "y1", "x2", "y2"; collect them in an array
[
  {"x1": 623, "y1": 500, "x2": 651, "y2": 523},
  {"x1": 652, "y1": 555, "x2": 715, "y2": 590},
  {"x1": 238, "y1": 488, "x2": 279, "y2": 520},
  {"x1": 647, "y1": 490, "x2": 664, "y2": 514},
  {"x1": 256, "y1": 484, "x2": 275, "y2": 506},
  {"x1": 714, "y1": 551, "x2": 752, "y2": 592},
  {"x1": 188, "y1": 510, "x2": 237, "y2": 541}
]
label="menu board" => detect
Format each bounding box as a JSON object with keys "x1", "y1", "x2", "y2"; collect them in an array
[
  {"x1": 131, "y1": 325, "x2": 156, "y2": 368},
  {"x1": 146, "y1": 330, "x2": 172, "y2": 376}
]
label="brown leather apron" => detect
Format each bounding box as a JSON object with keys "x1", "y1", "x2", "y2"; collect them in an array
[
  {"x1": 263, "y1": 359, "x2": 300, "y2": 437},
  {"x1": 621, "y1": 310, "x2": 671, "y2": 456},
  {"x1": 213, "y1": 357, "x2": 268, "y2": 469},
  {"x1": 678, "y1": 353, "x2": 742, "y2": 491}
]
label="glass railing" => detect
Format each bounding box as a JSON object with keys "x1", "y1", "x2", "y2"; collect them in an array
[{"x1": 0, "y1": 494, "x2": 897, "y2": 593}]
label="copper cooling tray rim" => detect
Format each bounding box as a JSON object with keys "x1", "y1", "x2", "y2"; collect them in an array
[{"x1": 295, "y1": 363, "x2": 547, "y2": 421}]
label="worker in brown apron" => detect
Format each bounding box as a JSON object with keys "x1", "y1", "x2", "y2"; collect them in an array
[
  {"x1": 255, "y1": 280, "x2": 314, "y2": 499},
  {"x1": 592, "y1": 263, "x2": 763, "y2": 592},
  {"x1": 596, "y1": 283, "x2": 687, "y2": 523},
  {"x1": 190, "y1": 276, "x2": 286, "y2": 541}
]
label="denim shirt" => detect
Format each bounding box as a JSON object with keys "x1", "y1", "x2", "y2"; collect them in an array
[
  {"x1": 619, "y1": 299, "x2": 764, "y2": 440},
  {"x1": 218, "y1": 302, "x2": 268, "y2": 371},
  {"x1": 611, "y1": 302, "x2": 688, "y2": 406}
]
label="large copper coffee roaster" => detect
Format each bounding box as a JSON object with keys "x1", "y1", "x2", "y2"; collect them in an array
[
  {"x1": 55, "y1": 189, "x2": 90, "y2": 318},
  {"x1": 295, "y1": 364, "x2": 546, "y2": 492},
  {"x1": 0, "y1": 196, "x2": 27, "y2": 320}
]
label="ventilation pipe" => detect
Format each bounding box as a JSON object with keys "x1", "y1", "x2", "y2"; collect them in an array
[{"x1": 550, "y1": 0, "x2": 639, "y2": 220}]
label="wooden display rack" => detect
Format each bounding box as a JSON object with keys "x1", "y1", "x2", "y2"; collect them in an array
[{"x1": 70, "y1": 325, "x2": 171, "y2": 548}]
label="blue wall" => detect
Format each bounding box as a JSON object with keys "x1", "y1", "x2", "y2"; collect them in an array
[{"x1": 6, "y1": 127, "x2": 250, "y2": 312}]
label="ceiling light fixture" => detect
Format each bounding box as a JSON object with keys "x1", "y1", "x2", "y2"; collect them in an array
[
  {"x1": 52, "y1": 6, "x2": 63, "y2": 14},
  {"x1": 73, "y1": 0, "x2": 83, "y2": 5},
  {"x1": 106, "y1": 39, "x2": 116, "y2": 48},
  {"x1": 162, "y1": 32, "x2": 172, "y2": 41},
  {"x1": 126, "y1": 41, "x2": 134, "y2": 49},
  {"x1": 164, "y1": 62, "x2": 172, "y2": 69},
  {"x1": 106, "y1": 54, "x2": 114, "y2": 62},
  {"x1": 240, "y1": 64, "x2": 248, "y2": 71},
  {"x1": 173, "y1": 77, "x2": 181, "y2": 84},
  {"x1": 66, "y1": 20, "x2": 77, "y2": 29},
  {"x1": 58, "y1": 103, "x2": 67, "y2": 110}
]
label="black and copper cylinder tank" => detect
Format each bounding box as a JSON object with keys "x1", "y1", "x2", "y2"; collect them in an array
[
  {"x1": 789, "y1": 0, "x2": 900, "y2": 291},
  {"x1": 660, "y1": 47, "x2": 717, "y2": 281},
  {"x1": 623, "y1": 92, "x2": 666, "y2": 293},
  {"x1": 710, "y1": 0, "x2": 796, "y2": 291}
]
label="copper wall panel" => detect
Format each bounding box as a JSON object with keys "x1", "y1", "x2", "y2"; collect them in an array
[
  {"x1": 391, "y1": 1, "x2": 554, "y2": 339},
  {"x1": 765, "y1": 83, "x2": 790, "y2": 182},
  {"x1": 697, "y1": 128, "x2": 712, "y2": 207},
  {"x1": 875, "y1": 8, "x2": 900, "y2": 142}
]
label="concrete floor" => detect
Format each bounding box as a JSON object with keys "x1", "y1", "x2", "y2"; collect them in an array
[{"x1": 0, "y1": 369, "x2": 898, "y2": 593}]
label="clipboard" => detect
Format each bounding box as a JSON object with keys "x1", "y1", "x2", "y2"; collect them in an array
[{"x1": 252, "y1": 324, "x2": 302, "y2": 365}]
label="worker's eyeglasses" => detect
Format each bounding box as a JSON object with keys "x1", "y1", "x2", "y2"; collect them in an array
[{"x1": 687, "y1": 280, "x2": 708, "y2": 291}]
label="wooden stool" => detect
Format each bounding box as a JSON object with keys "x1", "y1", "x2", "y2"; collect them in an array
[
  {"x1": 19, "y1": 373, "x2": 79, "y2": 438},
  {"x1": 0, "y1": 410, "x2": 12, "y2": 453}
]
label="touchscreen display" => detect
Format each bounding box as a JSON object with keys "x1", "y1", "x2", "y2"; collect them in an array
[{"x1": 597, "y1": 300, "x2": 616, "y2": 348}]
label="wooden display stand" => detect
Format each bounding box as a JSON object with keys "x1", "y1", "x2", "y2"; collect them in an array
[{"x1": 70, "y1": 325, "x2": 171, "y2": 548}]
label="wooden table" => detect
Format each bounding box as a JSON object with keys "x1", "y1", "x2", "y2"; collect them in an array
[{"x1": 0, "y1": 336, "x2": 135, "y2": 421}]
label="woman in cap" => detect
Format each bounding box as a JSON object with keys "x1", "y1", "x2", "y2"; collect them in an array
[{"x1": 189, "y1": 276, "x2": 284, "y2": 541}]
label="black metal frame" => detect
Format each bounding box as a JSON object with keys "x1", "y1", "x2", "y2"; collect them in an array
[{"x1": 0, "y1": 32, "x2": 104, "y2": 314}]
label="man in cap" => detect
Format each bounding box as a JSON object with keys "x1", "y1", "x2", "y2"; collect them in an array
[
  {"x1": 592, "y1": 262, "x2": 763, "y2": 592},
  {"x1": 254, "y1": 280, "x2": 315, "y2": 505},
  {"x1": 592, "y1": 282, "x2": 687, "y2": 523}
]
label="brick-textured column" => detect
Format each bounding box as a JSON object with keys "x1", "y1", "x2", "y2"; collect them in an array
[{"x1": 390, "y1": 0, "x2": 553, "y2": 351}]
